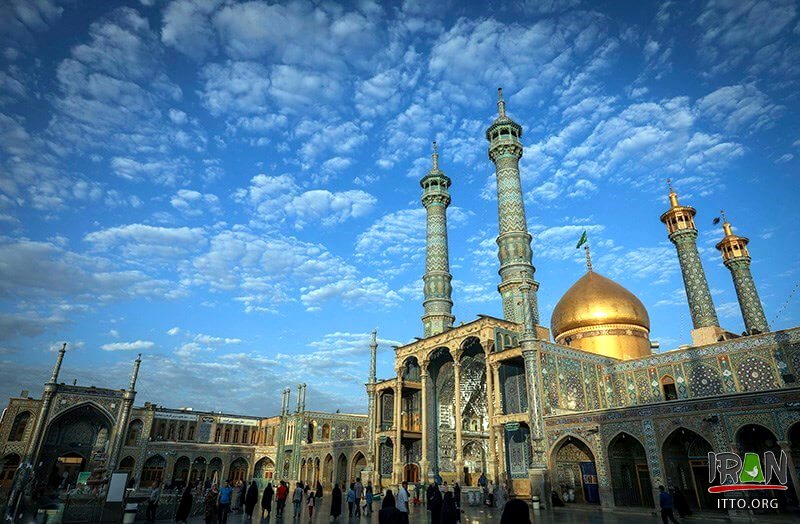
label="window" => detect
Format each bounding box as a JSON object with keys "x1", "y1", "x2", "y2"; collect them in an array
[
  {"x1": 307, "y1": 423, "x2": 314, "y2": 444},
  {"x1": 177, "y1": 425, "x2": 185, "y2": 441},
  {"x1": 214, "y1": 428, "x2": 221, "y2": 443},
  {"x1": 167, "y1": 423, "x2": 175, "y2": 440},
  {"x1": 355, "y1": 426, "x2": 363, "y2": 439},
  {"x1": 8, "y1": 412, "x2": 30, "y2": 442},
  {"x1": 119, "y1": 456, "x2": 135, "y2": 472},
  {"x1": 321, "y1": 424, "x2": 331, "y2": 441},
  {"x1": 125, "y1": 420, "x2": 142, "y2": 446},
  {"x1": 0, "y1": 454, "x2": 20, "y2": 484},
  {"x1": 224, "y1": 428, "x2": 231, "y2": 443},
  {"x1": 242, "y1": 429, "x2": 248, "y2": 444},
  {"x1": 157, "y1": 422, "x2": 166, "y2": 440},
  {"x1": 187, "y1": 426, "x2": 195, "y2": 441},
  {"x1": 661, "y1": 376, "x2": 678, "y2": 401},
  {"x1": 233, "y1": 429, "x2": 239, "y2": 443}
]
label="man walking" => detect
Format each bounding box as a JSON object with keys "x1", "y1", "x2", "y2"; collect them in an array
[
  {"x1": 217, "y1": 481, "x2": 233, "y2": 524},
  {"x1": 146, "y1": 482, "x2": 162, "y2": 522},
  {"x1": 659, "y1": 485, "x2": 680, "y2": 524},
  {"x1": 396, "y1": 481, "x2": 410, "y2": 524},
  {"x1": 275, "y1": 481, "x2": 288, "y2": 518},
  {"x1": 353, "y1": 478, "x2": 363, "y2": 517}
]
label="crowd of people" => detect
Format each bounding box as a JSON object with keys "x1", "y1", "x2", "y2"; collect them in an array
[{"x1": 144, "y1": 472, "x2": 533, "y2": 523}]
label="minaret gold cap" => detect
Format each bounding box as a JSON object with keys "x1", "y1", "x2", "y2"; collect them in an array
[
  {"x1": 715, "y1": 210, "x2": 749, "y2": 261},
  {"x1": 667, "y1": 178, "x2": 679, "y2": 207},
  {"x1": 660, "y1": 180, "x2": 697, "y2": 234}
]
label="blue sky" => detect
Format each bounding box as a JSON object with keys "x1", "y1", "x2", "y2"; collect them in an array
[{"x1": 1, "y1": 0, "x2": 798, "y2": 416}]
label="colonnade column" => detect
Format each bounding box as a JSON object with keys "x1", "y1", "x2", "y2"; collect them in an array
[
  {"x1": 420, "y1": 368, "x2": 429, "y2": 482},
  {"x1": 453, "y1": 356, "x2": 464, "y2": 483},
  {"x1": 393, "y1": 368, "x2": 403, "y2": 484},
  {"x1": 490, "y1": 361, "x2": 503, "y2": 481},
  {"x1": 486, "y1": 355, "x2": 497, "y2": 482}
]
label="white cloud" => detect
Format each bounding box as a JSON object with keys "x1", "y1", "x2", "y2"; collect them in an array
[
  {"x1": 696, "y1": 84, "x2": 783, "y2": 132},
  {"x1": 186, "y1": 227, "x2": 400, "y2": 312},
  {"x1": 697, "y1": 0, "x2": 798, "y2": 75},
  {"x1": 170, "y1": 189, "x2": 220, "y2": 216},
  {"x1": 0, "y1": 312, "x2": 66, "y2": 341},
  {"x1": 234, "y1": 174, "x2": 376, "y2": 230},
  {"x1": 355, "y1": 206, "x2": 471, "y2": 276},
  {"x1": 166, "y1": 327, "x2": 180, "y2": 336},
  {"x1": 161, "y1": 0, "x2": 223, "y2": 61},
  {"x1": 199, "y1": 61, "x2": 271, "y2": 117},
  {"x1": 289, "y1": 190, "x2": 376, "y2": 229},
  {"x1": 100, "y1": 340, "x2": 154, "y2": 351},
  {"x1": 0, "y1": 237, "x2": 177, "y2": 304},
  {"x1": 193, "y1": 333, "x2": 242, "y2": 346},
  {"x1": 85, "y1": 224, "x2": 207, "y2": 259}
]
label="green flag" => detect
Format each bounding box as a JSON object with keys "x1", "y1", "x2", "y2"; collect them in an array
[{"x1": 576, "y1": 230, "x2": 588, "y2": 249}]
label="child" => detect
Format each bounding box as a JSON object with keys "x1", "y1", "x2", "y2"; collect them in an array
[
  {"x1": 306, "y1": 490, "x2": 315, "y2": 519},
  {"x1": 347, "y1": 485, "x2": 356, "y2": 517}
]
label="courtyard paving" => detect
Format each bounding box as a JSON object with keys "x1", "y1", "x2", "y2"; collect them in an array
[{"x1": 161, "y1": 502, "x2": 800, "y2": 524}]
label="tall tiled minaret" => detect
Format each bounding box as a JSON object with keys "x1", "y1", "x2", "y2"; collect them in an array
[
  {"x1": 715, "y1": 211, "x2": 769, "y2": 334},
  {"x1": 486, "y1": 88, "x2": 539, "y2": 325},
  {"x1": 421, "y1": 141, "x2": 455, "y2": 337},
  {"x1": 660, "y1": 182, "x2": 722, "y2": 345}
]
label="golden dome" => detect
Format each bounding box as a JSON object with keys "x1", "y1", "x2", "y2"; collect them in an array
[{"x1": 551, "y1": 271, "x2": 651, "y2": 360}]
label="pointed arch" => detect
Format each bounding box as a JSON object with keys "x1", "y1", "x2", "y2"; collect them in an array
[
  {"x1": 607, "y1": 432, "x2": 652, "y2": 508},
  {"x1": 351, "y1": 451, "x2": 366, "y2": 479}
]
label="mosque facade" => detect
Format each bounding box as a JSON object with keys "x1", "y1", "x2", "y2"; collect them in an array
[{"x1": 1, "y1": 89, "x2": 799, "y2": 517}]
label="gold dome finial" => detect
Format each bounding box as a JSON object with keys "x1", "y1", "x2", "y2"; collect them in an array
[
  {"x1": 583, "y1": 244, "x2": 593, "y2": 273},
  {"x1": 667, "y1": 178, "x2": 679, "y2": 207},
  {"x1": 720, "y1": 209, "x2": 733, "y2": 236}
]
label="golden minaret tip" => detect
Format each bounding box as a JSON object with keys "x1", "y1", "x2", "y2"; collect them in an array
[
  {"x1": 667, "y1": 178, "x2": 679, "y2": 207},
  {"x1": 720, "y1": 209, "x2": 733, "y2": 236}
]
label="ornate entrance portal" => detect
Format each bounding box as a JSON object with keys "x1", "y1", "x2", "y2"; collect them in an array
[{"x1": 38, "y1": 404, "x2": 114, "y2": 491}]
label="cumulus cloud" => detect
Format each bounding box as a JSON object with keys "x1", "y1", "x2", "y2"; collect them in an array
[
  {"x1": 696, "y1": 84, "x2": 783, "y2": 132},
  {"x1": 84, "y1": 224, "x2": 207, "y2": 259},
  {"x1": 696, "y1": 0, "x2": 798, "y2": 76},
  {"x1": 170, "y1": 189, "x2": 220, "y2": 216},
  {"x1": 100, "y1": 340, "x2": 155, "y2": 351},
  {"x1": 355, "y1": 206, "x2": 471, "y2": 277},
  {"x1": 234, "y1": 174, "x2": 376, "y2": 229},
  {"x1": 0, "y1": 237, "x2": 178, "y2": 303}
]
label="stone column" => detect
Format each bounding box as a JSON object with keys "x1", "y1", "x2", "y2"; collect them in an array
[
  {"x1": 491, "y1": 362, "x2": 503, "y2": 416},
  {"x1": 486, "y1": 358, "x2": 498, "y2": 482},
  {"x1": 420, "y1": 368, "x2": 429, "y2": 481},
  {"x1": 453, "y1": 357, "x2": 464, "y2": 483},
  {"x1": 393, "y1": 370, "x2": 403, "y2": 484}
]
